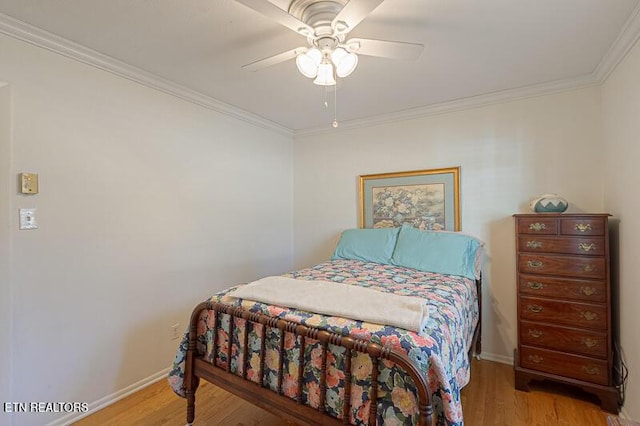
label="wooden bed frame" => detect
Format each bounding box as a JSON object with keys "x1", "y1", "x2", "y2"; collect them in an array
[{"x1": 183, "y1": 278, "x2": 482, "y2": 425}]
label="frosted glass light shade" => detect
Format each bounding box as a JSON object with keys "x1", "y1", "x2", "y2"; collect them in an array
[
  {"x1": 331, "y1": 47, "x2": 358, "y2": 77},
  {"x1": 296, "y1": 48, "x2": 322, "y2": 78},
  {"x1": 313, "y1": 62, "x2": 336, "y2": 86}
]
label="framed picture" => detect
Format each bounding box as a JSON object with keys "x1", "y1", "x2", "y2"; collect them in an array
[{"x1": 359, "y1": 167, "x2": 461, "y2": 230}]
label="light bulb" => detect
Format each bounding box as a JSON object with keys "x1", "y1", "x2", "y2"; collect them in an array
[
  {"x1": 296, "y1": 48, "x2": 322, "y2": 78},
  {"x1": 313, "y1": 61, "x2": 336, "y2": 86},
  {"x1": 331, "y1": 47, "x2": 358, "y2": 78}
]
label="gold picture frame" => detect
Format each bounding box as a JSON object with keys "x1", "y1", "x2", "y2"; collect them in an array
[{"x1": 359, "y1": 167, "x2": 461, "y2": 230}]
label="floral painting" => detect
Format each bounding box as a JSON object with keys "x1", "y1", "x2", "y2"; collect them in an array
[
  {"x1": 371, "y1": 184, "x2": 445, "y2": 230},
  {"x1": 360, "y1": 168, "x2": 460, "y2": 231}
]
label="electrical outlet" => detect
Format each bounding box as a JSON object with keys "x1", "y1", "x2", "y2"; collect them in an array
[{"x1": 170, "y1": 323, "x2": 180, "y2": 340}]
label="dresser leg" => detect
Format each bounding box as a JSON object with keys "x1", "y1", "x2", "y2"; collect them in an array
[
  {"x1": 591, "y1": 387, "x2": 619, "y2": 414},
  {"x1": 514, "y1": 350, "x2": 531, "y2": 392},
  {"x1": 514, "y1": 372, "x2": 531, "y2": 392}
]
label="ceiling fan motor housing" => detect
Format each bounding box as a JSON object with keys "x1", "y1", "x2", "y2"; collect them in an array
[{"x1": 289, "y1": 0, "x2": 348, "y2": 37}]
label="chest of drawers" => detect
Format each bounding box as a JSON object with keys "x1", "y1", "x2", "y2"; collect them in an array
[{"x1": 513, "y1": 214, "x2": 618, "y2": 413}]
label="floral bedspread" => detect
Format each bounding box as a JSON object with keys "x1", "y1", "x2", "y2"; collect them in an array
[{"x1": 168, "y1": 259, "x2": 478, "y2": 425}]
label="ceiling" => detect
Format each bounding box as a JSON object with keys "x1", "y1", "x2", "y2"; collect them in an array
[{"x1": 0, "y1": 0, "x2": 639, "y2": 132}]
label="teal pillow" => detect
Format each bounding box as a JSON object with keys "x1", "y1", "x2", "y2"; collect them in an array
[
  {"x1": 391, "y1": 224, "x2": 482, "y2": 279},
  {"x1": 331, "y1": 227, "x2": 400, "y2": 264}
]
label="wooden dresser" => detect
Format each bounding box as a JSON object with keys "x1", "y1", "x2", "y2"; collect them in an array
[{"x1": 513, "y1": 213, "x2": 618, "y2": 413}]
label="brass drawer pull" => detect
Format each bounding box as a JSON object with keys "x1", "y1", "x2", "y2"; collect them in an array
[
  {"x1": 580, "y1": 311, "x2": 598, "y2": 321},
  {"x1": 582, "y1": 264, "x2": 597, "y2": 273},
  {"x1": 527, "y1": 260, "x2": 543, "y2": 268},
  {"x1": 582, "y1": 337, "x2": 598, "y2": 348},
  {"x1": 528, "y1": 329, "x2": 543, "y2": 338},
  {"x1": 580, "y1": 286, "x2": 597, "y2": 296},
  {"x1": 526, "y1": 240, "x2": 543, "y2": 249},
  {"x1": 529, "y1": 223, "x2": 547, "y2": 231},
  {"x1": 582, "y1": 365, "x2": 600, "y2": 375},
  {"x1": 527, "y1": 304, "x2": 543, "y2": 313},
  {"x1": 578, "y1": 242, "x2": 596, "y2": 252},
  {"x1": 527, "y1": 281, "x2": 544, "y2": 290},
  {"x1": 575, "y1": 223, "x2": 592, "y2": 233},
  {"x1": 528, "y1": 355, "x2": 543, "y2": 364}
]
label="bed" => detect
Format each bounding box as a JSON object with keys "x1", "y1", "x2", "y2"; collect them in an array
[{"x1": 168, "y1": 225, "x2": 483, "y2": 425}]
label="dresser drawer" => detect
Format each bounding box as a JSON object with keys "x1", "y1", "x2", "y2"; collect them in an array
[
  {"x1": 520, "y1": 321, "x2": 608, "y2": 358},
  {"x1": 560, "y1": 218, "x2": 606, "y2": 236},
  {"x1": 518, "y1": 236, "x2": 605, "y2": 256},
  {"x1": 518, "y1": 274, "x2": 606, "y2": 302},
  {"x1": 518, "y1": 254, "x2": 606, "y2": 279},
  {"x1": 517, "y1": 218, "x2": 557, "y2": 235},
  {"x1": 519, "y1": 296, "x2": 607, "y2": 330},
  {"x1": 520, "y1": 345, "x2": 609, "y2": 385}
]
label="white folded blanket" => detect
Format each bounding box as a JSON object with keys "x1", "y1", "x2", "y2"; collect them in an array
[{"x1": 228, "y1": 276, "x2": 429, "y2": 334}]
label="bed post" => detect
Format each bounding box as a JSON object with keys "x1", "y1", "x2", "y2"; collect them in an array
[
  {"x1": 475, "y1": 276, "x2": 482, "y2": 357},
  {"x1": 184, "y1": 302, "x2": 207, "y2": 426}
]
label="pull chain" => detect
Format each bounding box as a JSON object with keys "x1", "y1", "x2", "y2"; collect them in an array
[
  {"x1": 332, "y1": 83, "x2": 338, "y2": 128},
  {"x1": 322, "y1": 81, "x2": 339, "y2": 128},
  {"x1": 324, "y1": 85, "x2": 329, "y2": 109}
]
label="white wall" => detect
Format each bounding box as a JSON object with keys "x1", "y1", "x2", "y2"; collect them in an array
[
  {"x1": 294, "y1": 88, "x2": 605, "y2": 363},
  {"x1": 0, "y1": 34, "x2": 294, "y2": 426},
  {"x1": 602, "y1": 38, "x2": 640, "y2": 420},
  {"x1": 0, "y1": 84, "x2": 12, "y2": 412}
]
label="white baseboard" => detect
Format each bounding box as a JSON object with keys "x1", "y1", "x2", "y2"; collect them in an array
[
  {"x1": 476, "y1": 351, "x2": 514, "y2": 365},
  {"x1": 46, "y1": 367, "x2": 171, "y2": 426},
  {"x1": 619, "y1": 408, "x2": 638, "y2": 422}
]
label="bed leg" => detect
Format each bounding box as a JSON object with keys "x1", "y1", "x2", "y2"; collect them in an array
[
  {"x1": 185, "y1": 359, "x2": 200, "y2": 425},
  {"x1": 185, "y1": 302, "x2": 207, "y2": 426},
  {"x1": 186, "y1": 387, "x2": 195, "y2": 425}
]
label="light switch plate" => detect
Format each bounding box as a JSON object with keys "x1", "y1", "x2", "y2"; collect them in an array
[
  {"x1": 19, "y1": 208, "x2": 37, "y2": 230},
  {"x1": 20, "y1": 173, "x2": 38, "y2": 194}
]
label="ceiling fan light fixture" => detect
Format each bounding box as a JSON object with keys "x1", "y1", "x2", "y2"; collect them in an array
[
  {"x1": 313, "y1": 61, "x2": 336, "y2": 86},
  {"x1": 296, "y1": 48, "x2": 322, "y2": 78},
  {"x1": 331, "y1": 47, "x2": 358, "y2": 77}
]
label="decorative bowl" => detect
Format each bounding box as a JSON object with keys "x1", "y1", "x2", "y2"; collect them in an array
[{"x1": 530, "y1": 194, "x2": 568, "y2": 213}]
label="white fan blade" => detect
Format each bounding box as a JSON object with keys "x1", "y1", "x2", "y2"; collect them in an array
[
  {"x1": 332, "y1": 0, "x2": 385, "y2": 33},
  {"x1": 346, "y1": 38, "x2": 424, "y2": 60},
  {"x1": 242, "y1": 47, "x2": 306, "y2": 72},
  {"x1": 236, "y1": 0, "x2": 314, "y2": 37}
]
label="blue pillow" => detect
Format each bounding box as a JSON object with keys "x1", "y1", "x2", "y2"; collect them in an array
[
  {"x1": 331, "y1": 227, "x2": 400, "y2": 264},
  {"x1": 391, "y1": 224, "x2": 482, "y2": 279}
]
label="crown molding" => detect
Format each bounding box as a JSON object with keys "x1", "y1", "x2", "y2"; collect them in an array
[
  {"x1": 593, "y1": 2, "x2": 640, "y2": 83},
  {"x1": 295, "y1": 73, "x2": 600, "y2": 137},
  {"x1": 0, "y1": 13, "x2": 294, "y2": 137}
]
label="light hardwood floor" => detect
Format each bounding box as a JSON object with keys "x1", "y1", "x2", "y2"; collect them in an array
[{"x1": 75, "y1": 359, "x2": 610, "y2": 425}]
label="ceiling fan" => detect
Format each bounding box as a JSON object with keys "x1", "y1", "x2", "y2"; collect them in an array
[{"x1": 236, "y1": 0, "x2": 424, "y2": 86}]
